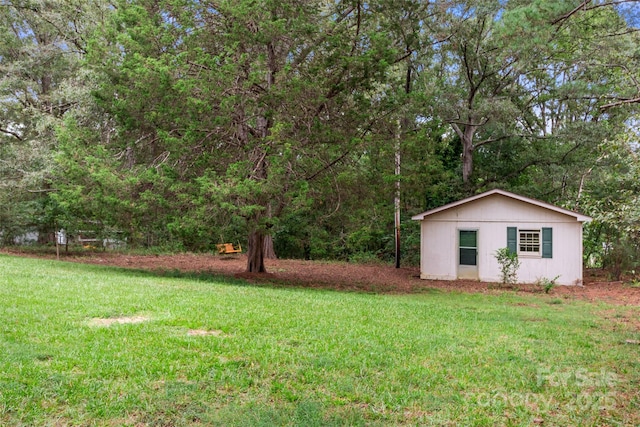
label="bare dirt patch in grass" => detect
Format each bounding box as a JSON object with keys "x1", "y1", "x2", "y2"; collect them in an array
[
  {"x1": 88, "y1": 315, "x2": 150, "y2": 327},
  {"x1": 187, "y1": 329, "x2": 225, "y2": 337}
]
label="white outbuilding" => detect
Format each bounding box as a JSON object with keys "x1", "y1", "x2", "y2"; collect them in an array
[{"x1": 411, "y1": 189, "x2": 592, "y2": 286}]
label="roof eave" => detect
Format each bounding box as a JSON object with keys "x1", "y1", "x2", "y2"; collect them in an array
[{"x1": 411, "y1": 189, "x2": 592, "y2": 222}]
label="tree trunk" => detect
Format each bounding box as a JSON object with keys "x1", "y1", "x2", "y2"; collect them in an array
[
  {"x1": 263, "y1": 235, "x2": 277, "y2": 259},
  {"x1": 395, "y1": 61, "x2": 412, "y2": 269},
  {"x1": 450, "y1": 122, "x2": 476, "y2": 184},
  {"x1": 247, "y1": 229, "x2": 266, "y2": 273},
  {"x1": 461, "y1": 125, "x2": 476, "y2": 184},
  {"x1": 243, "y1": 39, "x2": 276, "y2": 274},
  {"x1": 263, "y1": 203, "x2": 277, "y2": 259}
]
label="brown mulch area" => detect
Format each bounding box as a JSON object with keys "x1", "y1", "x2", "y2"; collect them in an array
[{"x1": 4, "y1": 249, "x2": 640, "y2": 307}]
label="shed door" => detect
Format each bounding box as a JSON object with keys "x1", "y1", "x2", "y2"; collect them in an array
[{"x1": 458, "y1": 230, "x2": 478, "y2": 280}]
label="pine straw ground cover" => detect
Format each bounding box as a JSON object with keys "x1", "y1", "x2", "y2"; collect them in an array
[
  {"x1": 6, "y1": 249, "x2": 640, "y2": 305},
  {"x1": 1, "y1": 254, "x2": 639, "y2": 426}
]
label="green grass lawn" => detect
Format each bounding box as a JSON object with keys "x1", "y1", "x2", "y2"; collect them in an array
[{"x1": 1, "y1": 255, "x2": 639, "y2": 426}]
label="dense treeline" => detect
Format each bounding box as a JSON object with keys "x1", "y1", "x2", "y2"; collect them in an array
[{"x1": 1, "y1": 0, "x2": 639, "y2": 275}]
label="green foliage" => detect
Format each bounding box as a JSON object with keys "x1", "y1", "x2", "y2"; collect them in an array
[
  {"x1": 580, "y1": 134, "x2": 640, "y2": 280},
  {"x1": 494, "y1": 247, "x2": 521, "y2": 285},
  {"x1": 537, "y1": 276, "x2": 561, "y2": 294},
  {"x1": 628, "y1": 276, "x2": 640, "y2": 288},
  {"x1": 1, "y1": 0, "x2": 640, "y2": 269},
  {"x1": 602, "y1": 239, "x2": 640, "y2": 282},
  {"x1": 82, "y1": 0, "x2": 404, "y2": 268}
]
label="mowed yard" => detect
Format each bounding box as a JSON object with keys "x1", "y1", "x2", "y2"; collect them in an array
[{"x1": 1, "y1": 255, "x2": 639, "y2": 426}]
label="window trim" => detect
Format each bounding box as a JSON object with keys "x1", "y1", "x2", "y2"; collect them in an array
[
  {"x1": 458, "y1": 229, "x2": 478, "y2": 266},
  {"x1": 508, "y1": 226, "x2": 553, "y2": 259},
  {"x1": 518, "y1": 229, "x2": 541, "y2": 257}
]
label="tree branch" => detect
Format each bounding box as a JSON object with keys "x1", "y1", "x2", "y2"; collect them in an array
[
  {"x1": 27, "y1": 188, "x2": 57, "y2": 193},
  {"x1": 305, "y1": 148, "x2": 354, "y2": 182},
  {"x1": 473, "y1": 134, "x2": 509, "y2": 149},
  {"x1": 551, "y1": 0, "x2": 640, "y2": 26},
  {"x1": 448, "y1": 116, "x2": 488, "y2": 128},
  {"x1": 0, "y1": 128, "x2": 23, "y2": 141},
  {"x1": 450, "y1": 122, "x2": 464, "y2": 140},
  {"x1": 600, "y1": 96, "x2": 640, "y2": 110}
]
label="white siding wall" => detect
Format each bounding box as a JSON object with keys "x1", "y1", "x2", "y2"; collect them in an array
[
  {"x1": 420, "y1": 220, "x2": 457, "y2": 280},
  {"x1": 420, "y1": 194, "x2": 585, "y2": 285}
]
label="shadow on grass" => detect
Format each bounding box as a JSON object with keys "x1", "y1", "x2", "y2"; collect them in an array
[
  {"x1": 1, "y1": 248, "x2": 252, "y2": 287},
  {"x1": 2, "y1": 249, "x2": 468, "y2": 295},
  {"x1": 58, "y1": 260, "x2": 418, "y2": 295},
  {"x1": 100, "y1": 265, "x2": 252, "y2": 287}
]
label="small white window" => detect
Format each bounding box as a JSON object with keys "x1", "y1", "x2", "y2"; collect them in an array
[{"x1": 519, "y1": 229, "x2": 540, "y2": 256}]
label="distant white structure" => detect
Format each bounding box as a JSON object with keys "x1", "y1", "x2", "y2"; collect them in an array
[
  {"x1": 4, "y1": 228, "x2": 125, "y2": 249},
  {"x1": 13, "y1": 231, "x2": 39, "y2": 245},
  {"x1": 412, "y1": 189, "x2": 592, "y2": 286},
  {"x1": 56, "y1": 229, "x2": 67, "y2": 245}
]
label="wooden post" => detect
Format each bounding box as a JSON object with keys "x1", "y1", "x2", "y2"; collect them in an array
[
  {"x1": 395, "y1": 119, "x2": 401, "y2": 269},
  {"x1": 55, "y1": 230, "x2": 60, "y2": 260}
]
